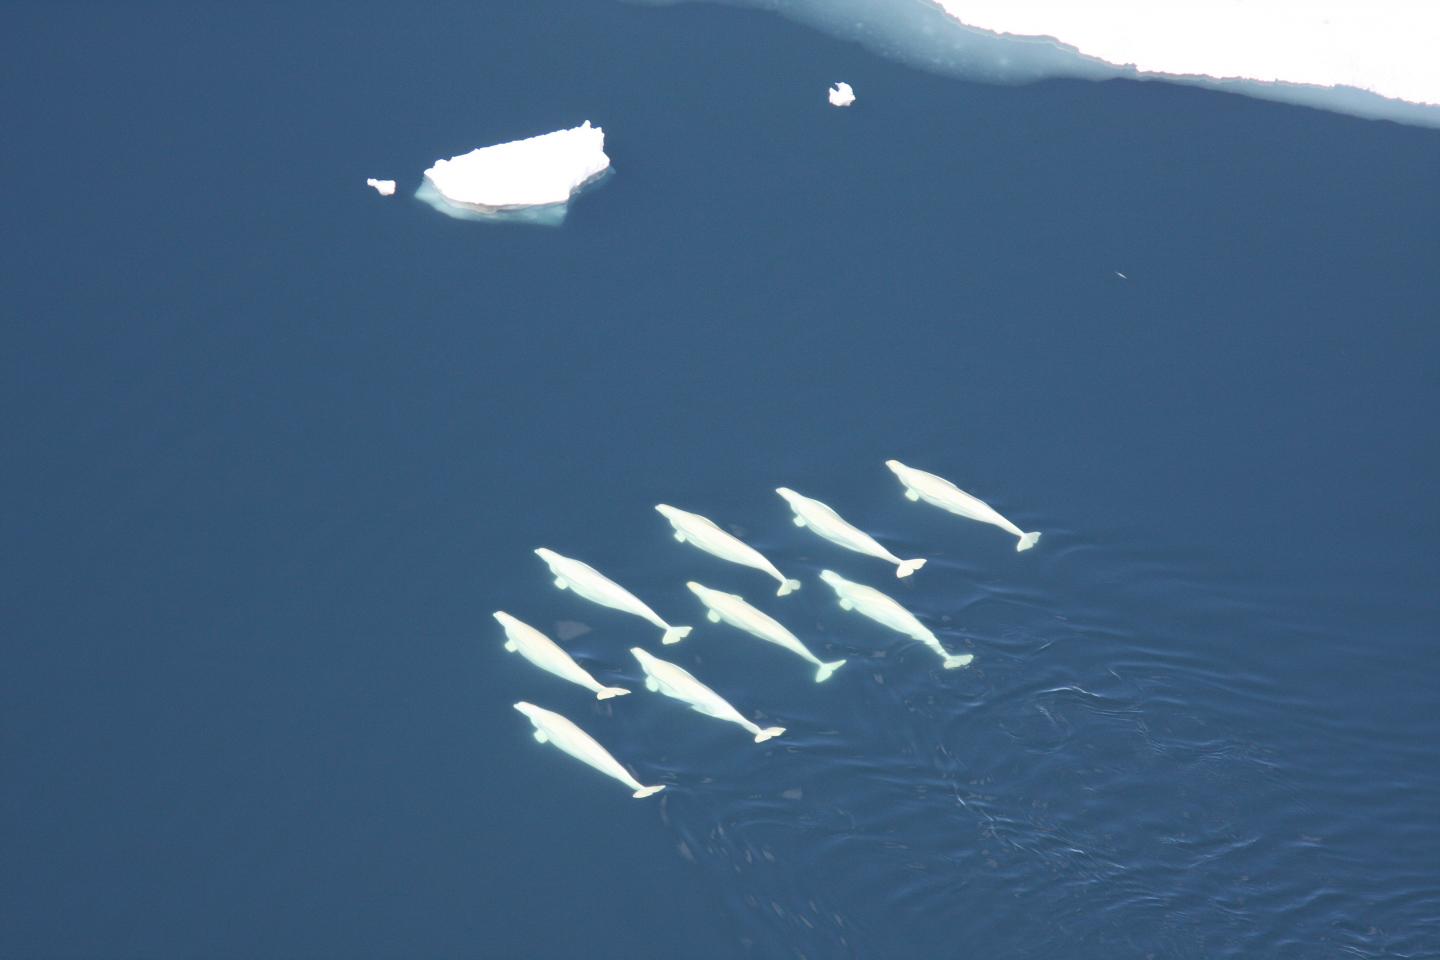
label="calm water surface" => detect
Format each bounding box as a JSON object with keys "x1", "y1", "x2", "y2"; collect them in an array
[{"x1": 3, "y1": 2, "x2": 1438, "y2": 957}]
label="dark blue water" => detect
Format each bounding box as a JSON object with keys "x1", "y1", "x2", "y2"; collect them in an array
[{"x1": 4, "y1": 2, "x2": 1438, "y2": 957}]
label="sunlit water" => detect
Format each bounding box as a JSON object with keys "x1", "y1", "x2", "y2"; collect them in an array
[{"x1": 3, "y1": 2, "x2": 1437, "y2": 958}]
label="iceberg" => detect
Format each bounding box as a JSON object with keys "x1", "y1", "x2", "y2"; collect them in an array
[
  {"x1": 365, "y1": 178, "x2": 397, "y2": 197},
  {"x1": 828, "y1": 81, "x2": 856, "y2": 107},
  {"x1": 417, "y1": 121, "x2": 611, "y2": 224}
]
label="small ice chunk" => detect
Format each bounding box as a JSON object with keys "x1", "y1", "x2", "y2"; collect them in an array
[
  {"x1": 420, "y1": 122, "x2": 610, "y2": 216},
  {"x1": 365, "y1": 178, "x2": 397, "y2": 197},
  {"x1": 828, "y1": 81, "x2": 856, "y2": 107}
]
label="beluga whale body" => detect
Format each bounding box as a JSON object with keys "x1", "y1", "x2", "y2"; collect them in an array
[
  {"x1": 775, "y1": 487, "x2": 927, "y2": 578},
  {"x1": 686, "y1": 581, "x2": 846, "y2": 682},
  {"x1": 656, "y1": 504, "x2": 801, "y2": 596},
  {"x1": 513, "y1": 701, "x2": 665, "y2": 799},
  {"x1": 494, "y1": 611, "x2": 630, "y2": 700},
  {"x1": 535, "y1": 548, "x2": 693, "y2": 645},
  {"x1": 818, "y1": 570, "x2": 973, "y2": 670},
  {"x1": 630, "y1": 648, "x2": 785, "y2": 742},
  {"x1": 885, "y1": 460, "x2": 1040, "y2": 551}
]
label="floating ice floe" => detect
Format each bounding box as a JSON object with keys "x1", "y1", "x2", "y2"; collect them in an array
[
  {"x1": 642, "y1": 0, "x2": 1440, "y2": 127},
  {"x1": 828, "y1": 81, "x2": 856, "y2": 107},
  {"x1": 365, "y1": 178, "x2": 397, "y2": 197},
  {"x1": 416, "y1": 121, "x2": 611, "y2": 225},
  {"x1": 934, "y1": 1, "x2": 1440, "y2": 113}
]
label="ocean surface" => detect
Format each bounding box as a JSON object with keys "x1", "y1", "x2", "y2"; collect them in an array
[{"x1": 3, "y1": 2, "x2": 1438, "y2": 958}]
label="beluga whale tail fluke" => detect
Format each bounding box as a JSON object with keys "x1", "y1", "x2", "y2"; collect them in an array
[
  {"x1": 596, "y1": 686, "x2": 631, "y2": 700},
  {"x1": 944, "y1": 653, "x2": 975, "y2": 670},
  {"x1": 662, "y1": 626, "x2": 693, "y2": 645},
  {"x1": 814, "y1": 659, "x2": 848, "y2": 683},
  {"x1": 632, "y1": 785, "x2": 666, "y2": 798},
  {"x1": 753, "y1": 726, "x2": 786, "y2": 743},
  {"x1": 895, "y1": 558, "x2": 927, "y2": 578},
  {"x1": 1017, "y1": 531, "x2": 1042, "y2": 552},
  {"x1": 777, "y1": 578, "x2": 803, "y2": 597}
]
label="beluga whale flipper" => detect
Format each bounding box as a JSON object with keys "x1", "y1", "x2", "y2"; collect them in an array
[
  {"x1": 494, "y1": 611, "x2": 630, "y2": 700},
  {"x1": 818, "y1": 570, "x2": 974, "y2": 670},
  {"x1": 630, "y1": 648, "x2": 785, "y2": 742},
  {"x1": 775, "y1": 487, "x2": 927, "y2": 578},
  {"x1": 656, "y1": 504, "x2": 801, "y2": 596},
  {"x1": 885, "y1": 460, "x2": 1040, "y2": 551},
  {"x1": 513, "y1": 701, "x2": 665, "y2": 798},
  {"x1": 535, "y1": 548, "x2": 693, "y2": 645},
  {"x1": 686, "y1": 581, "x2": 846, "y2": 682}
]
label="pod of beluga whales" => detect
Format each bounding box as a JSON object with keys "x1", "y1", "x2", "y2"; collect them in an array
[{"x1": 502, "y1": 460, "x2": 1041, "y2": 799}]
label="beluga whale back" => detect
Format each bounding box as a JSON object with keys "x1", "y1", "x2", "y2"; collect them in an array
[
  {"x1": 818, "y1": 570, "x2": 974, "y2": 670},
  {"x1": 775, "y1": 487, "x2": 927, "y2": 577},
  {"x1": 513, "y1": 701, "x2": 665, "y2": 798},
  {"x1": 534, "y1": 548, "x2": 693, "y2": 645},
  {"x1": 656, "y1": 504, "x2": 801, "y2": 596},
  {"x1": 885, "y1": 460, "x2": 1040, "y2": 551},
  {"x1": 686, "y1": 581, "x2": 846, "y2": 682},
  {"x1": 494, "y1": 611, "x2": 630, "y2": 700},
  {"x1": 630, "y1": 648, "x2": 785, "y2": 742}
]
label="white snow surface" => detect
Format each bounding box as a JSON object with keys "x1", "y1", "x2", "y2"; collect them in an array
[
  {"x1": 829, "y1": 81, "x2": 856, "y2": 107},
  {"x1": 934, "y1": 1, "x2": 1440, "y2": 107},
  {"x1": 421, "y1": 121, "x2": 610, "y2": 212}
]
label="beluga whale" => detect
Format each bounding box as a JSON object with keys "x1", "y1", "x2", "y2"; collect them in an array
[
  {"x1": 656, "y1": 504, "x2": 801, "y2": 596},
  {"x1": 686, "y1": 581, "x2": 846, "y2": 682},
  {"x1": 775, "y1": 487, "x2": 927, "y2": 578},
  {"x1": 535, "y1": 548, "x2": 693, "y2": 645},
  {"x1": 630, "y1": 648, "x2": 785, "y2": 742},
  {"x1": 885, "y1": 460, "x2": 1040, "y2": 551},
  {"x1": 494, "y1": 611, "x2": 630, "y2": 700},
  {"x1": 818, "y1": 570, "x2": 974, "y2": 670},
  {"x1": 513, "y1": 701, "x2": 665, "y2": 799}
]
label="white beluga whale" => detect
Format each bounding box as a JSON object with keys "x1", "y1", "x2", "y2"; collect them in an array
[
  {"x1": 686, "y1": 582, "x2": 846, "y2": 682},
  {"x1": 885, "y1": 460, "x2": 1041, "y2": 551},
  {"x1": 535, "y1": 548, "x2": 693, "y2": 645},
  {"x1": 775, "y1": 487, "x2": 927, "y2": 578},
  {"x1": 656, "y1": 504, "x2": 801, "y2": 597},
  {"x1": 494, "y1": 611, "x2": 630, "y2": 701},
  {"x1": 630, "y1": 648, "x2": 785, "y2": 743},
  {"x1": 818, "y1": 570, "x2": 973, "y2": 670},
  {"x1": 513, "y1": 701, "x2": 664, "y2": 799}
]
